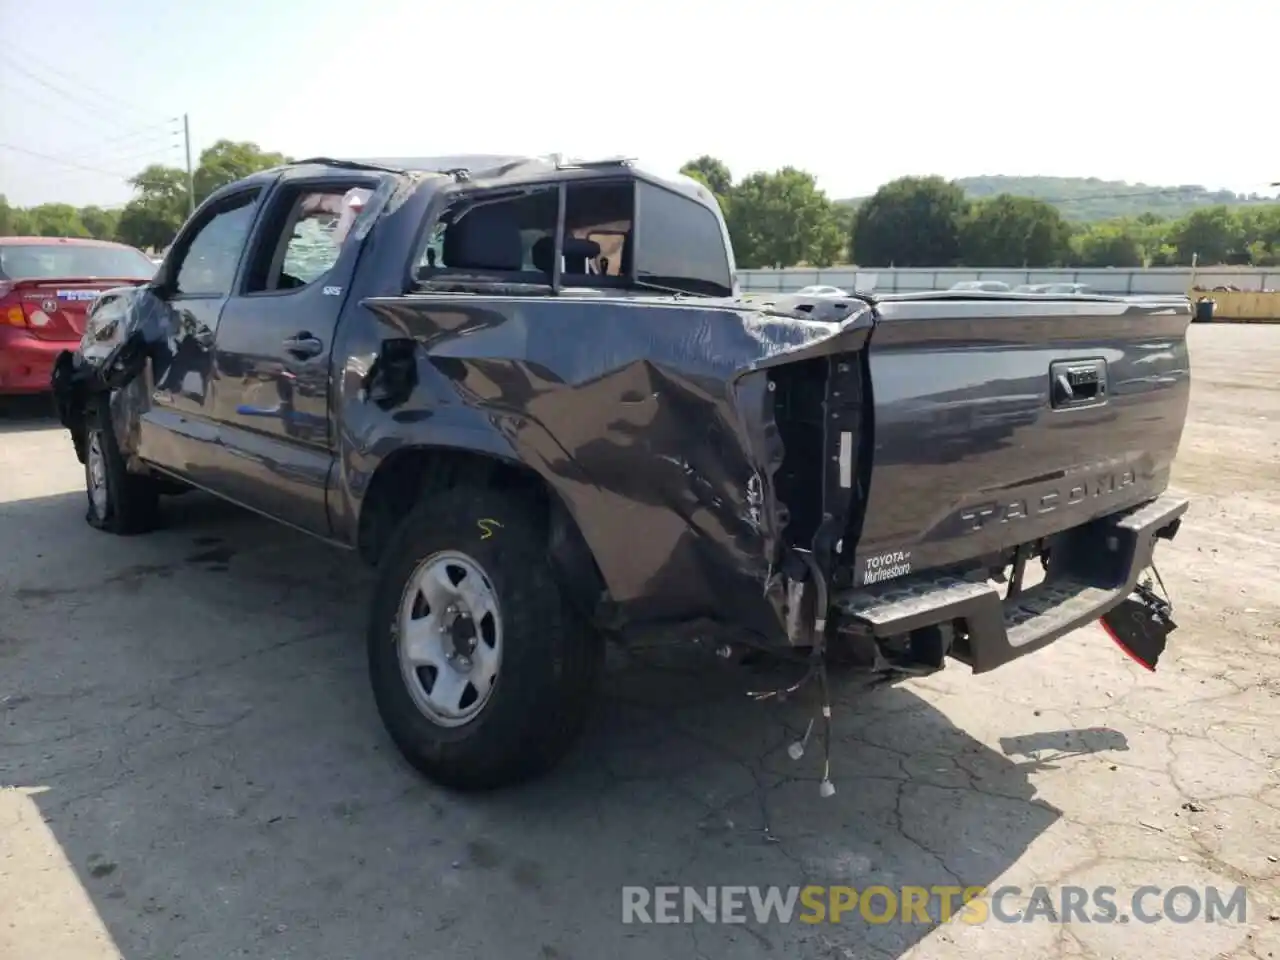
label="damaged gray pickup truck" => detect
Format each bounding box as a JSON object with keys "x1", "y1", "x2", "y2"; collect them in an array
[{"x1": 51, "y1": 156, "x2": 1192, "y2": 791}]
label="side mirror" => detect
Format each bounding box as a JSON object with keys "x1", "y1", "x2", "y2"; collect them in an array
[{"x1": 147, "y1": 274, "x2": 175, "y2": 299}]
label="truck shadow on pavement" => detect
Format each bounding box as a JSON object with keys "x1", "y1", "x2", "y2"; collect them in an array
[
  {"x1": 0, "y1": 395, "x2": 59, "y2": 435},
  {"x1": 0, "y1": 490, "x2": 1106, "y2": 960}
]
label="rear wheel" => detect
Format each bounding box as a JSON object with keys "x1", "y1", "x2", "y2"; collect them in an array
[
  {"x1": 367, "y1": 487, "x2": 603, "y2": 790},
  {"x1": 84, "y1": 405, "x2": 160, "y2": 535}
]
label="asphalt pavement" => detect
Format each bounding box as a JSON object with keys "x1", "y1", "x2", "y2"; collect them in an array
[{"x1": 1, "y1": 326, "x2": 1278, "y2": 960}]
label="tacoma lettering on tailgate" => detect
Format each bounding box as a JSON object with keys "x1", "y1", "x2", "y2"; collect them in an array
[{"x1": 959, "y1": 469, "x2": 1138, "y2": 533}]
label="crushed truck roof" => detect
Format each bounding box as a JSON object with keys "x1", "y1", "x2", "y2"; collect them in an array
[{"x1": 242, "y1": 154, "x2": 714, "y2": 205}]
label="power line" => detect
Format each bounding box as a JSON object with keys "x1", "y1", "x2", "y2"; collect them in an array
[
  {"x1": 1, "y1": 141, "x2": 190, "y2": 201},
  {"x1": 0, "y1": 142, "x2": 133, "y2": 178},
  {"x1": 86, "y1": 119, "x2": 184, "y2": 150},
  {"x1": 2, "y1": 100, "x2": 183, "y2": 169},
  {"x1": 3, "y1": 62, "x2": 137, "y2": 127},
  {"x1": 0, "y1": 142, "x2": 178, "y2": 191},
  {"x1": 0, "y1": 73, "x2": 130, "y2": 136},
  {"x1": 2, "y1": 61, "x2": 166, "y2": 123},
  {"x1": 31, "y1": 62, "x2": 167, "y2": 119},
  {"x1": 79, "y1": 137, "x2": 183, "y2": 168},
  {"x1": 1, "y1": 67, "x2": 181, "y2": 149}
]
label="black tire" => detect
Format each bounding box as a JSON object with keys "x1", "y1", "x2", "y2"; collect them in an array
[
  {"x1": 368, "y1": 487, "x2": 603, "y2": 790},
  {"x1": 83, "y1": 404, "x2": 160, "y2": 535}
]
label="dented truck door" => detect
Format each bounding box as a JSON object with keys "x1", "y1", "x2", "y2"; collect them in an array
[
  {"x1": 136, "y1": 188, "x2": 265, "y2": 481},
  {"x1": 198, "y1": 176, "x2": 375, "y2": 535}
]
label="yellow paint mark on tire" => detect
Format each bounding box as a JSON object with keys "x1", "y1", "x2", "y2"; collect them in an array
[{"x1": 478, "y1": 518, "x2": 503, "y2": 540}]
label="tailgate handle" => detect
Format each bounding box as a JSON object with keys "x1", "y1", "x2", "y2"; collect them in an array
[{"x1": 1050, "y1": 359, "x2": 1107, "y2": 409}]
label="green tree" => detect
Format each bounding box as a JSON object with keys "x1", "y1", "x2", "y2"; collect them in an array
[
  {"x1": 1131, "y1": 214, "x2": 1171, "y2": 265},
  {"x1": 1238, "y1": 205, "x2": 1280, "y2": 264},
  {"x1": 1070, "y1": 221, "x2": 1144, "y2": 268},
  {"x1": 852, "y1": 176, "x2": 967, "y2": 267},
  {"x1": 1246, "y1": 241, "x2": 1280, "y2": 267},
  {"x1": 837, "y1": 203, "x2": 859, "y2": 263},
  {"x1": 116, "y1": 165, "x2": 190, "y2": 250},
  {"x1": 1070, "y1": 221, "x2": 1141, "y2": 267},
  {"x1": 78, "y1": 205, "x2": 120, "y2": 241},
  {"x1": 1244, "y1": 206, "x2": 1280, "y2": 245},
  {"x1": 680, "y1": 156, "x2": 733, "y2": 198},
  {"x1": 959, "y1": 194, "x2": 1072, "y2": 267},
  {"x1": 193, "y1": 139, "x2": 289, "y2": 205},
  {"x1": 114, "y1": 142, "x2": 287, "y2": 249},
  {"x1": 726, "y1": 167, "x2": 843, "y2": 269},
  {"x1": 25, "y1": 204, "x2": 89, "y2": 238},
  {"x1": 1169, "y1": 205, "x2": 1245, "y2": 265},
  {"x1": 0, "y1": 195, "x2": 32, "y2": 236},
  {"x1": 810, "y1": 205, "x2": 852, "y2": 268}
]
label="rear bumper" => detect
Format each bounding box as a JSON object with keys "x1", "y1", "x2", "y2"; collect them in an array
[
  {"x1": 0, "y1": 327, "x2": 72, "y2": 395},
  {"x1": 833, "y1": 494, "x2": 1189, "y2": 673}
]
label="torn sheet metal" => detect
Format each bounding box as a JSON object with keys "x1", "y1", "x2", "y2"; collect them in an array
[
  {"x1": 54, "y1": 268, "x2": 873, "y2": 644},
  {"x1": 51, "y1": 283, "x2": 179, "y2": 465},
  {"x1": 351, "y1": 294, "x2": 875, "y2": 641}
]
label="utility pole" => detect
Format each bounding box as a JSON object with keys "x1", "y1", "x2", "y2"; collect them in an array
[{"x1": 183, "y1": 113, "x2": 195, "y2": 217}]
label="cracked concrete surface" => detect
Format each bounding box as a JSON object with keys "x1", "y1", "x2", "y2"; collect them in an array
[{"x1": 1, "y1": 325, "x2": 1277, "y2": 960}]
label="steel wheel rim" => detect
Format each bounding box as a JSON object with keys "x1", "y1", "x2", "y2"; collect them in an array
[
  {"x1": 86, "y1": 431, "x2": 109, "y2": 517},
  {"x1": 396, "y1": 550, "x2": 503, "y2": 727}
]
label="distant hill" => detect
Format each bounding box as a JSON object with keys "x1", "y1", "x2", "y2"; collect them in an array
[{"x1": 840, "y1": 176, "x2": 1276, "y2": 222}]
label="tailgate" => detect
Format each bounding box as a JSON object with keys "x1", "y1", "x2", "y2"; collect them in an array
[
  {"x1": 851, "y1": 295, "x2": 1192, "y2": 585},
  {"x1": 10, "y1": 278, "x2": 147, "y2": 341}
]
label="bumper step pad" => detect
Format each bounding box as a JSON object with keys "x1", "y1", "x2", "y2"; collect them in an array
[{"x1": 833, "y1": 495, "x2": 1189, "y2": 673}]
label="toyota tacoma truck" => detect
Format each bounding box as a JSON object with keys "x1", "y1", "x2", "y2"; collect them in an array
[{"x1": 50, "y1": 156, "x2": 1192, "y2": 790}]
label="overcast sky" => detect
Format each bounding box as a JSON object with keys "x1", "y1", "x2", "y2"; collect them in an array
[{"x1": 1, "y1": 0, "x2": 1276, "y2": 209}]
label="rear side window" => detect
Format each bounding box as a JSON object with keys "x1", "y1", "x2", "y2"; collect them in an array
[
  {"x1": 419, "y1": 181, "x2": 634, "y2": 282},
  {"x1": 415, "y1": 176, "x2": 732, "y2": 298},
  {"x1": 633, "y1": 182, "x2": 733, "y2": 297},
  {"x1": 0, "y1": 244, "x2": 155, "y2": 281},
  {"x1": 417, "y1": 189, "x2": 553, "y2": 276}
]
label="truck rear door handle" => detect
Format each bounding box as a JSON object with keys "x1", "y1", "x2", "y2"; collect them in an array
[{"x1": 283, "y1": 333, "x2": 323, "y2": 359}]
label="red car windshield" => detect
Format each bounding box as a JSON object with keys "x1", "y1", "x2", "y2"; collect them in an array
[{"x1": 0, "y1": 244, "x2": 156, "y2": 281}]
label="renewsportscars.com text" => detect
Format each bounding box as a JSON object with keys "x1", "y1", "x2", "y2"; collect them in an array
[{"x1": 621, "y1": 884, "x2": 1249, "y2": 926}]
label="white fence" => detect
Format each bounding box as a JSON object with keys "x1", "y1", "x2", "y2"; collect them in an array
[{"x1": 737, "y1": 266, "x2": 1280, "y2": 296}]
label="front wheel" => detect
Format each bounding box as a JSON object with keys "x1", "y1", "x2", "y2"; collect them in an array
[
  {"x1": 83, "y1": 405, "x2": 160, "y2": 535},
  {"x1": 367, "y1": 487, "x2": 603, "y2": 790}
]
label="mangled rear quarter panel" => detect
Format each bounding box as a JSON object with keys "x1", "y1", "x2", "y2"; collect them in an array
[{"x1": 349, "y1": 293, "x2": 874, "y2": 637}]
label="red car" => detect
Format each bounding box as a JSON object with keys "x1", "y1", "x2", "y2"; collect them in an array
[{"x1": 0, "y1": 236, "x2": 157, "y2": 395}]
